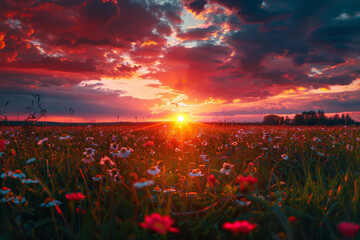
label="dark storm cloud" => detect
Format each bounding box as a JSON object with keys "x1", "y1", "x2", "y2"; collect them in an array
[
  {"x1": 186, "y1": 0, "x2": 207, "y2": 15},
  {"x1": 176, "y1": 26, "x2": 219, "y2": 40}
]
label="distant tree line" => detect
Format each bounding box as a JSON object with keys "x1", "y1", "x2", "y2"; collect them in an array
[{"x1": 262, "y1": 110, "x2": 358, "y2": 126}]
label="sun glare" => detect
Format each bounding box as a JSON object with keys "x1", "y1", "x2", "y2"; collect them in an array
[{"x1": 177, "y1": 115, "x2": 185, "y2": 122}]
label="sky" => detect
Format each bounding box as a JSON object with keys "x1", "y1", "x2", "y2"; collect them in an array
[{"x1": 0, "y1": 0, "x2": 360, "y2": 122}]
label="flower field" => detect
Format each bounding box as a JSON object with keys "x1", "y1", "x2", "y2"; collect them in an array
[{"x1": 0, "y1": 123, "x2": 359, "y2": 239}]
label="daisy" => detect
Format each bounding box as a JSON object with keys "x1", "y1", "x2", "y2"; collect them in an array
[
  {"x1": 147, "y1": 167, "x2": 160, "y2": 176},
  {"x1": 189, "y1": 168, "x2": 204, "y2": 177},
  {"x1": 12, "y1": 196, "x2": 27, "y2": 204},
  {"x1": 1, "y1": 171, "x2": 12, "y2": 179},
  {"x1": 1, "y1": 192, "x2": 14, "y2": 202},
  {"x1": 21, "y1": 178, "x2": 38, "y2": 184},
  {"x1": 59, "y1": 134, "x2": 71, "y2": 140},
  {"x1": 82, "y1": 155, "x2": 95, "y2": 164},
  {"x1": 92, "y1": 174, "x2": 102, "y2": 181},
  {"x1": 11, "y1": 169, "x2": 26, "y2": 179},
  {"x1": 83, "y1": 148, "x2": 96, "y2": 157},
  {"x1": 281, "y1": 154, "x2": 289, "y2": 160},
  {"x1": 0, "y1": 187, "x2": 11, "y2": 195},
  {"x1": 99, "y1": 156, "x2": 116, "y2": 166},
  {"x1": 118, "y1": 147, "x2": 132, "y2": 158},
  {"x1": 153, "y1": 185, "x2": 162, "y2": 193},
  {"x1": 40, "y1": 197, "x2": 62, "y2": 207},
  {"x1": 133, "y1": 178, "x2": 155, "y2": 189},
  {"x1": 220, "y1": 163, "x2": 233, "y2": 175}
]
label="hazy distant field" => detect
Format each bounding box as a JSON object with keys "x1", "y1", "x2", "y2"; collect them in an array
[{"x1": 0, "y1": 123, "x2": 359, "y2": 239}]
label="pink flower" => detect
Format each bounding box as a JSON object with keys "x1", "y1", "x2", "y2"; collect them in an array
[
  {"x1": 65, "y1": 192, "x2": 85, "y2": 201},
  {"x1": 337, "y1": 221, "x2": 360, "y2": 239},
  {"x1": 223, "y1": 220, "x2": 257, "y2": 235},
  {"x1": 139, "y1": 213, "x2": 179, "y2": 234}
]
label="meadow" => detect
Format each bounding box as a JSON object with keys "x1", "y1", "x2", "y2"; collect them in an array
[{"x1": 0, "y1": 122, "x2": 359, "y2": 240}]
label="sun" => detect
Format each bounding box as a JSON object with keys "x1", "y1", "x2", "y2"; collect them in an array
[{"x1": 177, "y1": 115, "x2": 185, "y2": 122}]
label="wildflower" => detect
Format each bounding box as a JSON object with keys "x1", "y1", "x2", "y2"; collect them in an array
[
  {"x1": 83, "y1": 148, "x2": 95, "y2": 157},
  {"x1": 66, "y1": 192, "x2": 85, "y2": 201},
  {"x1": 163, "y1": 188, "x2": 176, "y2": 194},
  {"x1": 220, "y1": 163, "x2": 233, "y2": 175},
  {"x1": 106, "y1": 168, "x2": 123, "y2": 183},
  {"x1": 1, "y1": 192, "x2": 14, "y2": 202},
  {"x1": 82, "y1": 155, "x2": 95, "y2": 164},
  {"x1": 0, "y1": 187, "x2": 11, "y2": 195},
  {"x1": 59, "y1": 134, "x2": 71, "y2": 140},
  {"x1": 207, "y1": 175, "x2": 218, "y2": 187},
  {"x1": 236, "y1": 176, "x2": 258, "y2": 194},
  {"x1": 26, "y1": 158, "x2": 36, "y2": 164},
  {"x1": 11, "y1": 169, "x2": 26, "y2": 179},
  {"x1": 288, "y1": 216, "x2": 297, "y2": 224},
  {"x1": 337, "y1": 221, "x2": 360, "y2": 239},
  {"x1": 92, "y1": 174, "x2": 102, "y2": 181},
  {"x1": 143, "y1": 141, "x2": 155, "y2": 148},
  {"x1": 1, "y1": 171, "x2": 12, "y2": 179},
  {"x1": 118, "y1": 147, "x2": 132, "y2": 158},
  {"x1": 37, "y1": 138, "x2": 48, "y2": 145},
  {"x1": 40, "y1": 197, "x2": 62, "y2": 207},
  {"x1": 147, "y1": 167, "x2": 160, "y2": 176},
  {"x1": 99, "y1": 156, "x2": 116, "y2": 166},
  {"x1": 21, "y1": 178, "x2": 38, "y2": 184},
  {"x1": 139, "y1": 213, "x2": 179, "y2": 234},
  {"x1": 0, "y1": 139, "x2": 6, "y2": 152},
  {"x1": 133, "y1": 178, "x2": 155, "y2": 189},
  {"x1": 281, "y1": 154, "x2": 289, "y2": 160},
  {"x1": 189, "y1": 168, "x2": 203, "y2": 177},
  {"x1": 153, "y1": 185, "x2": 162, "y2": 193},
  {"x1": 223, "y1": 220, "x2": 257, "y2": 235},
  {"x1": 12, "y1": 196, "x2": 27, "y2": 204},
  {"x1": 186, "y1": 192, "x2": 198, "y2": 198}
]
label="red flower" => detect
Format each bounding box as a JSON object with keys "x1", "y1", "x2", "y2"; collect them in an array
[
  {"x1": 223, "y1": 220, "x2": 257, "y2": 235},
  {"x1": 288, "y1": 216, "x2": 297, "y2": 224},
  {"x1": 65, "y1": 192, "x2": 85, "y2": 201},
  {"x1": 143, "y1": 141, "x2": 155, "y2": 148},
  {"x1": 236, "y1": 176, "x2": 258, "y2": 194},
  {"x1": 0, "y1": 139, "x2": 5, "y2": 152},
  {"x1": 337, "y1": 221, "x2": 360, "y2": 239},
  {"x1": 207, "y1": 175, "x2": 218, "y2": 187},
  {"x1": 139, "y1": 213, "x2": 179, "y2": 234}
]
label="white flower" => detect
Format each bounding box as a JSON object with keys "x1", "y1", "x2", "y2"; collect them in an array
[
  {"x1": 189, "y1": 168, "x2": 203, "y2": 177},
  {"x1": 118, "y1": 147, "x2": 132, "y2": 159},
  {"x1": 133, "y1": 179, "x2": 155, "y2": 189},
  {"x1": 59, "y1": 135, "x2": 71, "y2": 140},
  {"x1": 21, "y1": 178, "x2": 38, "y2": 184},
  {"x1": 147, "y1": 167, "x2": 160, "y2": 176},
  {"x1": 0, "y1": 187, "x2": 11, "y2": 195},
  {"x1": 92, "y1": 175, "x2": 102, "y2": 181},
  {"x1": 11, "y1": 170, "x2": 26, "y2": 179},
  {"x1": 82, "y1": 155, "x2": 95, "y2": 164},
  {"x1": 281, "y1": 154, "x2": 289, "y2": 160},
  {"x1": 12, "y1": 196, "x2": 27, "y2": 204},
  {"x1": 1, "y1": 171, "x2": 12, "y2": 178},
  {"x1": 40, "y1": 198, "x2": 62, "y2": 207},
  {"x1": 220, "y1": 163, "x2": 233, "y2": 175},
  {"x1": 83, "y1": 148, "x2": 96, "y2": 157}
]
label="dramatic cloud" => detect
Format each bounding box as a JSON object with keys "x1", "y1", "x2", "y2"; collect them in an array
[{"x1": 0, "y1": 0, "x2": 359, "y2": 122}]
